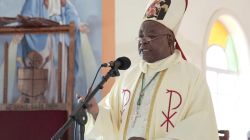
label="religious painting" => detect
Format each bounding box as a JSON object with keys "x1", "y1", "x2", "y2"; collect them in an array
[{"x1": 0, "y1": 0, "x2": 103, "y2": 104}]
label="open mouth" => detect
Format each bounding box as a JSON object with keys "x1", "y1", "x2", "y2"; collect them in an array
[{"x1": 139, "y1": 47, "x2": 150, "y2": 54}]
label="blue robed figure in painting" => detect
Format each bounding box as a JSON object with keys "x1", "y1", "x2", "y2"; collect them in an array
[{"x1": 0, "y1": 0, "x2": 101, "y2": 104}]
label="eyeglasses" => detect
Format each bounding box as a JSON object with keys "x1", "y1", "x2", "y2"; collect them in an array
[{"x1": 136, "y1": 34, "x2": 173, "y2": 45}]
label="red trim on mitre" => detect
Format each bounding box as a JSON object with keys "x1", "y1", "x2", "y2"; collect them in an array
[
  {"x1": 175, "y1": 41, "x2": 187, "y2": 60},
  {"x1": 175, "y1": 0, "x2": 188, "y2": 60},
  {"x1": 185, "y1": 0, "x2": 188, "y2": 11}
]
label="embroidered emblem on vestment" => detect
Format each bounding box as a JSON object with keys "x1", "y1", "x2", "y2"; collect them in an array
[
  {"x1": 121, "y1": 89, "x2": 131, "y2": 116},
  {"x1": 160, "y1": 89, "x2": 182, "y2": 132}
]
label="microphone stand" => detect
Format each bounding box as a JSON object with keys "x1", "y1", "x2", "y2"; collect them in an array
[{"x1": 51, "y1": 66, "x2": 120, "y2": 140}]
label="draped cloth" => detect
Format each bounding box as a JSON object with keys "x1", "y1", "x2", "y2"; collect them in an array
[
  {"x1": 13, "y1": 0, "x2": 58, "y2": 103},
  {"x1": 80, "y1": 33, "x2": 98, "y2": 89},
  {"x1": 48, "y1": 0, "x2": 61, "y2": 17}
]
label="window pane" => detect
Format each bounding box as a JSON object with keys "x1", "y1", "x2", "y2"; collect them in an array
[
  {"x1": 206, "y1": 45, "x2": 228, "y2": 70},
  {"x1": 206, "y1": 70, "x2": 218, "y2": 94},
  {"x1": 218, "y1": 73, "x2": 238, "y2": 95}
]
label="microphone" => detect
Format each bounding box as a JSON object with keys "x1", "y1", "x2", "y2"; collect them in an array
[{"x1": 101, "y1": 56, "x2": 131, "y2": 70}]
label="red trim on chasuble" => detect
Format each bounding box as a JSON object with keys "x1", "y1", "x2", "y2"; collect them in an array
[
  {"x1": 185, "y1": 0, "x2": 188, "y2": 11},
  {"x1": 121, "y1": 89, "x2": 131, "y2": 116},
  {"x1": 160, "y1": 89, "x2": 182, "y2": 132}
]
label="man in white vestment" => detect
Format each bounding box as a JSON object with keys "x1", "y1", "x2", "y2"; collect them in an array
[{"x1": 83, "y1": 0, "x2": 219, "y2": 140}]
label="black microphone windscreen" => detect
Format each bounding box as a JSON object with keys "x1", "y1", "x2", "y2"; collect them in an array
[{"x1": 116, "y1": 57, "x2": 131, "y2": 70}]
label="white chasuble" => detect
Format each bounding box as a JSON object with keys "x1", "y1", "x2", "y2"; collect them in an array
[{"x1": 86, "y1": 50, "x2": 219, "y2": 140}]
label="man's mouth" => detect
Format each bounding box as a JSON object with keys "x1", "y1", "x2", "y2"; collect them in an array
[{"x1": 139, "y1": 48, "x2": 150, "y2": 54}]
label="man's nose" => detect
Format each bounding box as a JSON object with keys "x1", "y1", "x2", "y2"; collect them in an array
[{"x1": 139, "y1": 39, "x2": 150, "y2": 45}]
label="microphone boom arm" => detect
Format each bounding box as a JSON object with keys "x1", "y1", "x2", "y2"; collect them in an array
[{"x1": 51, "y1": 67, "x2": 120, "y2": 140}]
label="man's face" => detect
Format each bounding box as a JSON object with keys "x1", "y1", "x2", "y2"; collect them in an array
[
  {"x1": 138, "y1": 20, "x2": 175, "y2": 63},
  {"x1": 61, "y1": 0, "x2": 66, "y2": 7},
  {"x1": 44, "y1": 0, "x2": 49, "y2": 8}
]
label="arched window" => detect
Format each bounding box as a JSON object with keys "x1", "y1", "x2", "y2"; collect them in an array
[
  {"x1": 206, "y1": 15, "x2": 250, "y2": 140},
  {"x1": 206, "y1": 20, "x2": 239, "y2": 95}
]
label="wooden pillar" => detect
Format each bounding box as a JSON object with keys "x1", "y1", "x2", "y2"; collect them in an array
[
  {"x1": 3, "y1": 42, "x2": 9, "y2": 104},
  {"x1": 102, "y1": 0, "x2": 115, "y2": 97},
  {"x1": 64, "y1": 22, "x2": 75, "y2": 140},
  {"x1": 66, "y1": 22, "x2": 75, "y2": 115},
  {"x1": 58, "y1": 42, "x2": 62, "y2": 103}
]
